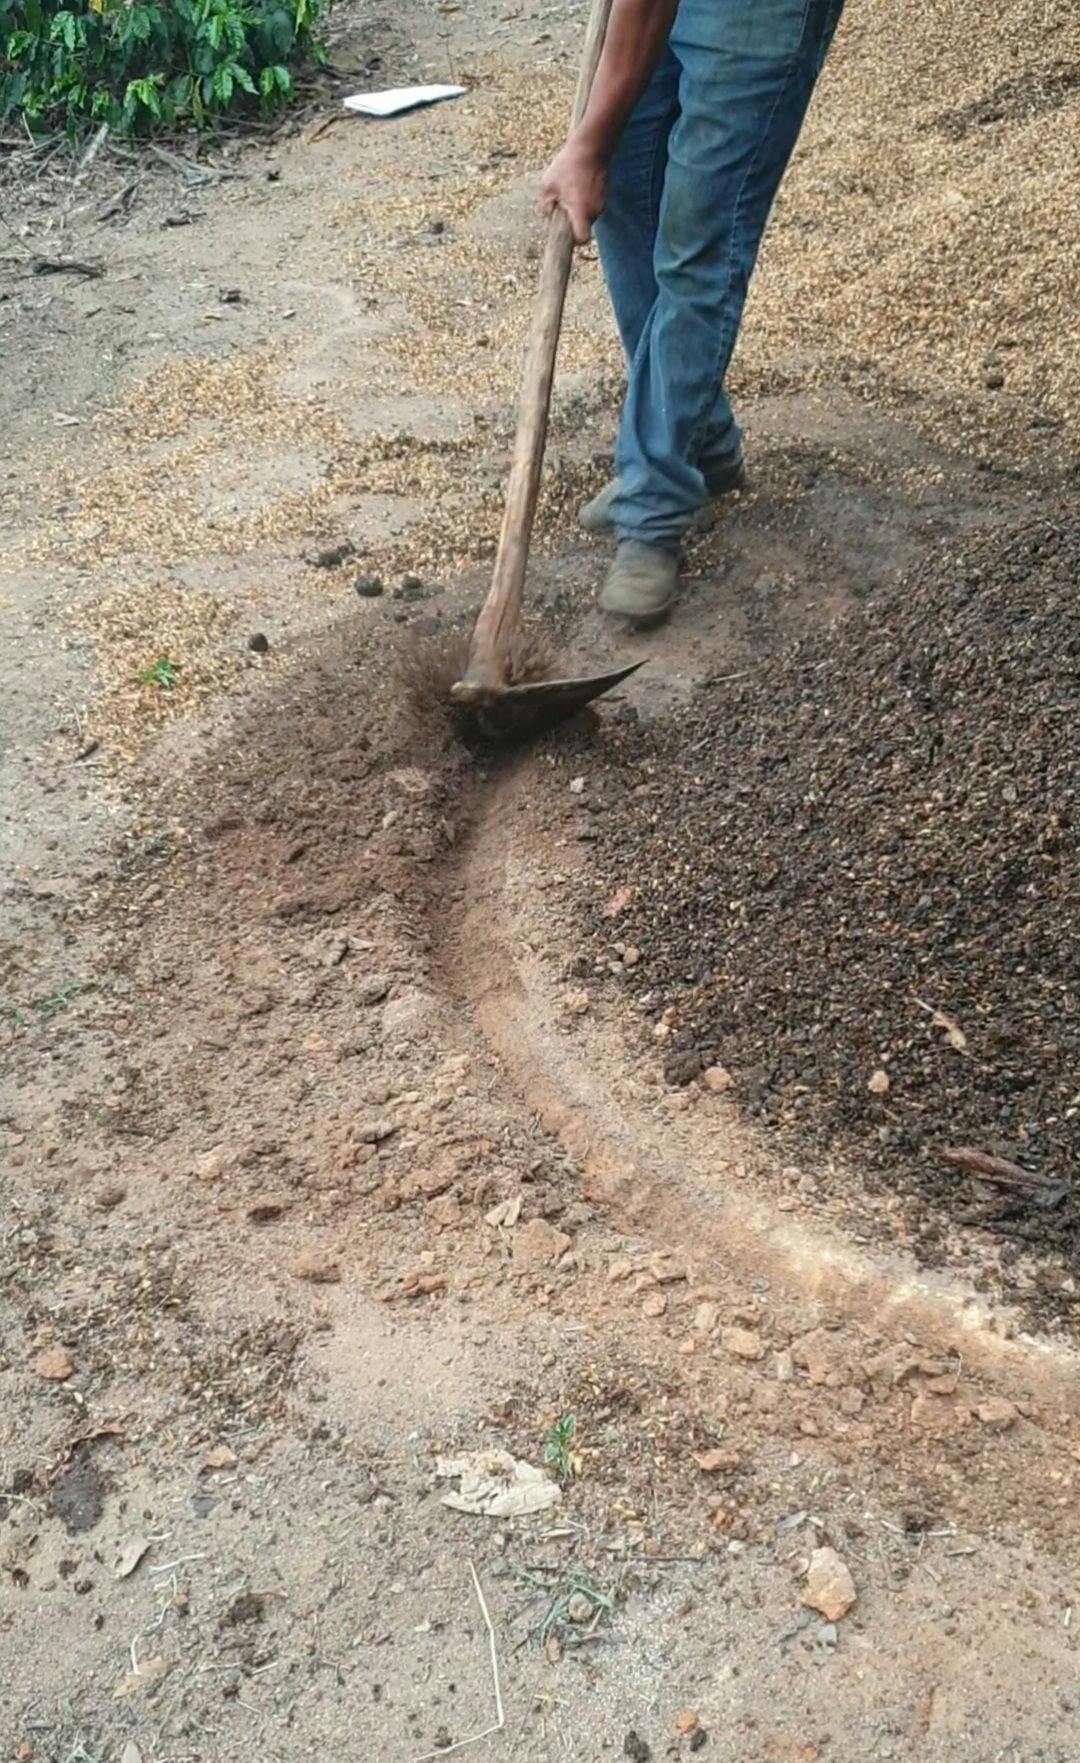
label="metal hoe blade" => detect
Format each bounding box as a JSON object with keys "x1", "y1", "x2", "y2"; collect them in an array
[{"x1": 450, "y1": 659, "x2": 645, "y2": 742}]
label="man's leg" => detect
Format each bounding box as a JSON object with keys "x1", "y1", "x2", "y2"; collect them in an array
[
  {"x1": 593, "y1": 47, "x2": 682, "y2": 365},
  {"x1": 580, "y1": 50, "x2": 682, "y2": 536},
  {"x1": 603, "y1": 0, "x2": 844, "y2": 616}
]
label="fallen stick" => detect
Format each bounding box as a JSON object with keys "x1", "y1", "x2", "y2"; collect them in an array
[
  {"x1": 940, "y1": 1145, "x2": 1056, "y2": 1192},
  {"x1": 412, "y1": 1560, "x2": 505, "y2": 1763},
  {"x1": 32, "y1": 255, "x2": 105, "y2": 278}
]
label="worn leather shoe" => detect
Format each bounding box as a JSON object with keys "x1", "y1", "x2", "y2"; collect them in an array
[{"x1": 599, "y1": 540, "x2": 679, "y2": 621}]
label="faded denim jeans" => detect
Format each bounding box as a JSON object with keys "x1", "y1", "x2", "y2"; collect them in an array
[{"x1": 595, "y1": 0, "x2": 844, "y2": 549}]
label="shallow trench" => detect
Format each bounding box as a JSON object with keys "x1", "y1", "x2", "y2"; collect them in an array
[{"x1": 430, "y1": 748, "x2": 1080, "y2": 1420}]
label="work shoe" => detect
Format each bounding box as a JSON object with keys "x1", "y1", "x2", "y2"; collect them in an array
[
  {"x1": 580, "y1": 451, "x2": 746, "y2": 534},
  {"x1": 599, "y1": 540, "x2": 679, "y2": 622}
]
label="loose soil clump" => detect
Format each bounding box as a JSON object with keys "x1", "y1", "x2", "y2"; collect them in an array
[{"x1": 580, "y1": 513, "x2": 1080, "y2": 1279}]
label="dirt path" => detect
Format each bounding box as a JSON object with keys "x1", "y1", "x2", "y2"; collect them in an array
[{"x1": 3, "y1": 3, "x2": 1080, "y2": 1760}]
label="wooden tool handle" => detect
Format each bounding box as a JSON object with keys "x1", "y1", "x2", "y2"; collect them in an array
[{"x1": 455, "y1": 0, "x2": 615, "y2": 696}]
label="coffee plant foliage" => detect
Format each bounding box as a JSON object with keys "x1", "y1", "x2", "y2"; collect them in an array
[{"x1": 0, "y1": 0, "x2": 332, "y2": 135}]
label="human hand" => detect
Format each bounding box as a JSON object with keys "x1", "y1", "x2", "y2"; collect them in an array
[{"x1": 538, "y1": 132, "x2": 608, "y2": 244}]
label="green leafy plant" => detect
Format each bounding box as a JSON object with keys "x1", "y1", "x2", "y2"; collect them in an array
[
  {"x1": 0, "y1": 0, "x2": 331, "y2": 137},
  {"x1": 140, "y1": 656, "x2": 182, "y2": 690},
  {"x1": 542, "y1": 1411, "x2": 579, "y2": 1481}
]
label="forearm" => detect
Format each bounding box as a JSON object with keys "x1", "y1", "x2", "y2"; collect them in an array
[{"x1": 575, "y1": 0, "x2": 680, "y2": 161}]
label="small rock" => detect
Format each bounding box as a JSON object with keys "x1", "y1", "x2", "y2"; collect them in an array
[
  {"x1": 311, "y1": 540, "x2": 356, "y2": 569},
  {"x1": 693, "y1": 1301, "x2": 719, "y2": 1336},
  {"x1": 721, "y1": 1326, "x2": 765, "y2": 1362},
  {"x1": 622, "y1": 945, "x2": 641, "y2": 967},
  {"x1": 793, "y1": 1328, "x2": 847, "y2": 1387},
  {"x1": 802, "y1": 1546, "x2": 857, "y2": 1621},
  {"x1": 562, "y1": 989, "x2": 591, "y2": 1016},
  {"x1": 113, "y1": 1654, "x2": 169, "y2": 1700},
  {"x1": 512, "y1": 1217, "x2": 572, "y2": 1269},
  {"x1": 775, "y1": 1349, "x2": 795, "y2": 1383},
  {"x1": 695, "y1": 1448, "x2": 741, "y2": 1473},
  {"x1": 290, "y1": 1251, "x2": 342, "y2": 1284},
  {"x1": 401, "y1": 1269, "x2": 446, "y2": 1297},
  {"x1": 94, "y1": 1184, "x2": 127, "y2": 1211},
  {"x1": 429, "y1": 1194, "x2": 462, "y2": 1230},
  {"x1": 355, "y1": 574, "x2": 384, "y2": 598},
  {"x1": 401, "y1": 1168, "x2": 454, "y2": 1201},
  {"x1": 247, "y1": 632, "x2": 270, "y2": 654},
  {"x1": 867, "y1": 1068, "x2": 890, "y2": 1095},
  {"x1": 201, "y1": 1445, "x2": 238, "y2": 1472},
  {"x1": 976, "y1": 1395, "x2": 1018, "y2": 1432},
  {"x1": 193, "y1": 1147, "x2": 233, "y2": 1184},
  {"x1": 675, "y1": 1710, "x2": 700, "y2": 1736},
  {"x1": 642, "y1": 1291, "x2": 668, "y2": 1319},
  {"x1": 623, "y1": 1734, "x2": 651, "y2": 1763},
  {"x1": 984, "y1": 369, "x2": 1005, "y2": 390},
  {"x1": 247, "y1": 1198, "x2": 287, "y2": 1223},
  {"x1": 567, "y1": 1591, "x2": 593, "y2": 1623},
  {"x1": 358, "y1": 974, "x2": 392, "y2": 1005},
  {"x1": 569, "y1": 776, "x2": 586, "y2": 794},
  {"x1": 702, "y1": 1065, "x2": 733, "y2": 1093},
  {"x1": 484, "y1": 1195, "x2": 523, "y2": 1229},
  {"x1": 649, "y1": 1253, "x2": 686, "y2": 1284},
  {"x1": 34, "y1": 1347, "x2": 74, "y2": 1381}
]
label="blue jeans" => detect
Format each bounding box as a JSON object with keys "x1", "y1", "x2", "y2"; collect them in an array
[{"x1": 595, "y1": 0, "x2": 844, "y2": 549}]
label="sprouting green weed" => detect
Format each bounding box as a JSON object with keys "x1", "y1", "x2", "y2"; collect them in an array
[
  {"x1": 140, "y1": 657, "x2": 182, "y2": 692},
  {"x1": 540, "y1": 1573, "x2": 612, "y2": 1645},
  {"x1": 8, "y1": 981, "x2": 90, "y2": 1029},
  {"x1": 542, "y1": 1412, "x2": 579, "y2": 1481}
]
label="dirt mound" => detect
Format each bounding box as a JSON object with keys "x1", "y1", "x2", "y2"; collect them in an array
[{"x1": 579, "y1": 512, "x2": 1080, "y2": 1281}]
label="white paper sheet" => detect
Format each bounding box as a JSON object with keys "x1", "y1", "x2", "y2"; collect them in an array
[{"x1": 343, "y1": 84, "x2": 466, "y2": 119}]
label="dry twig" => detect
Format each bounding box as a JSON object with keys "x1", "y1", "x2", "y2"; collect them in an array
[{"x1": 412, "y1": 1561, "x2": 505, "y2": 1763}]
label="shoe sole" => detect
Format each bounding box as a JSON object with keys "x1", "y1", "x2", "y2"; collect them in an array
[{"x1": 598, "y1": 586, "x2": 678, "y2": 624}]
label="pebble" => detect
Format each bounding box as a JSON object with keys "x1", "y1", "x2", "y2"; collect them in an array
[
  {"x1": 702, "y1": 1064, "x2": 734, "y2": 1093},
  {"x1": 721, "y1": 1326, "x2": 765, "y2": 1362},
  {"x1": 976, "y1": 1395, "x2": 1018, "y2": 1431},
  {"x1": 868, "y1": 1068, "x2": 890, "y2": 1095},
  {"x1": 34, "y1": 1346, "x2": 75, "y2": 1381},
  {"x1": 94, "y1": 1184, "x2": 127, "y2": 1210},
  {"x1": 675, "y1": 1710, "x2": 700, "y2": 1736},
  {"x1": 400, "y1": 1269, "x2": 446, "y2": 1298},
  {"x1": 642, "y1": 1291, "x2": 668, "y2": 1319},
  {"x1": 312, "y1": 540, "x2": 356, "y2": 568},
  {"x1": 357, "y1": 974, "x2": 391, "y2": 1005},
  {"x1": 355, "y1": 574, "x2": 384, "y2": 597},
  {"x1": 247, "y1": 632, "x2": 270, "y2": 653},
  {"x1": 511, "y1": 1217, "x2": 571, "y2": 1268},
  {"x1": 802, "y1": 1547, "x2": 857, "y2": 1621},
  {"x1": 562, "y1": 989, "x2": 591, "y2": 1016},
  {"x1": 291, "y1": 1252, "x2": 342, "y2": 1284},
  {"x1": 567, "y1": 1591, "x2": 593, "y2": 1623},
  {"x1": 695, "y1": 1448, "x2": 741, "y2": 1473}
]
